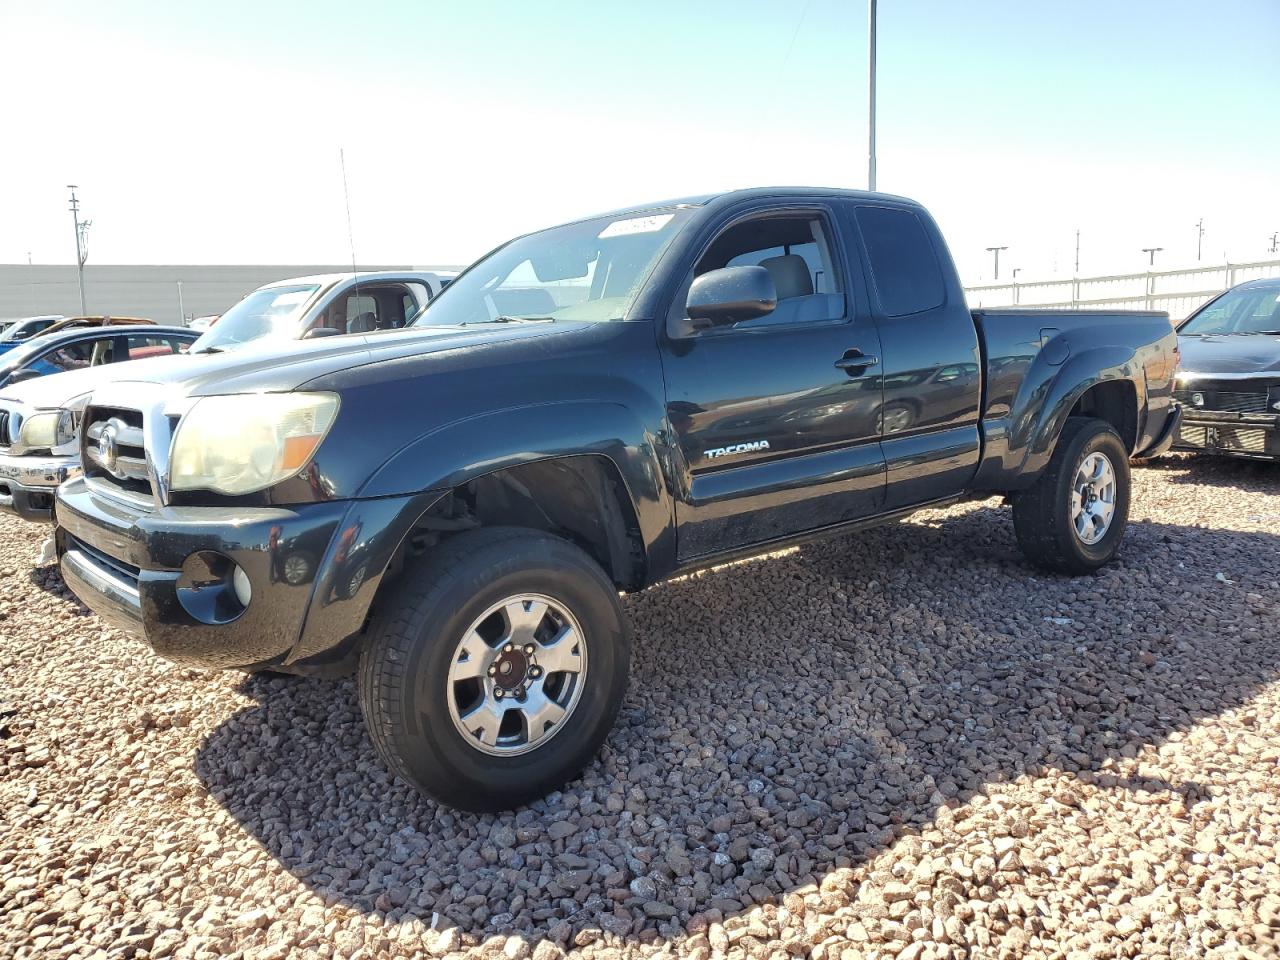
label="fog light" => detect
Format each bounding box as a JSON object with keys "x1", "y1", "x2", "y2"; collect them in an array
[{"x1": 233, "y1": 565, "x2": 252, "y2": 607}]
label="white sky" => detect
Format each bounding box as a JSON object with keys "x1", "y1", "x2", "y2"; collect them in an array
[{"x1": 1, "y1": 1, "x2": 1277, "y2": 286}]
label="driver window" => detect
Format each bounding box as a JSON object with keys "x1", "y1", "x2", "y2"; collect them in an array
[
  {"x1": 43, "y1": 340, "x2": 98, "y2": 373},
  {"x1": 694, "y1": 215, "x2": 845, "y2": 328}
]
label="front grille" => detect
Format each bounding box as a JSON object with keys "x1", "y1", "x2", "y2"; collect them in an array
[
  {"x1": 1174, "y1": 387, "x2": 1272, "y2": 415},
  {"x1": 1179, "y1": 423, "x2": 1269, "y2": 453},
  {"x1": 82, "y1": 405, "x2": 153, "y2": 500},
  {"x1": 0, "y1": 409, "x2": 9, "y2": 447}
]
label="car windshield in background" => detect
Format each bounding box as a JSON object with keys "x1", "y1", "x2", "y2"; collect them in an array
[
  {"x1": 190, "y1": 283, "x2": 321, "y2": 352},
  {"x1": 1180, "y1": 286, "x2": 1280, "y2": 335},
  {"x1": 412, "y1": 209, "x2": 693, "y2": 326}
]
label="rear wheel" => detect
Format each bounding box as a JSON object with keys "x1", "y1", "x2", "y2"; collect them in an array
[
  {"x1": 358, "y1": 527, "x2": 630, "y2": 811},
  {"x1": 1012, "y1": 417, "x2": 1131, "y2": 574}
]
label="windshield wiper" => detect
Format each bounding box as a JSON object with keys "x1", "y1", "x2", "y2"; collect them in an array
[
  {"x1": 190, "y1": 345, "x2": 226, "y2": 354},
  {"x1": 460, "y1": 315, "x2": 555, "y2": 327}
]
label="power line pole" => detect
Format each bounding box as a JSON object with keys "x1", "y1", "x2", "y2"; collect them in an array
[
  {"x1": 1195, "y1": 218, "x2": 1204, "y2": 261},
  {"x1": 67, "y1": 186, "x2": 91, "y2": 315},
  {"x1": 27, "y1": 252, "x2": 35, "y2": 313},
  {"x1": 1074, "y1": 229, "x2": 1080, "y2": 274},
  {"x1": 867, "y1": 0, "x2": 877, "y2": 192},
  {"x1": 985, "y1": 245, "x2": 1007, "y2": 280},
  {"x1": 1142, "y1": 246, "x2": 1163, "y2": 267},
  {"x1": 1269, "y1": 232, "x2": 1278, "y2": 254}
]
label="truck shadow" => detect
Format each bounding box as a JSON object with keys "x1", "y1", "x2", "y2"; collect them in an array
[{"x1": 194, "y1": 482, "x2": 1280, "y2": 951}]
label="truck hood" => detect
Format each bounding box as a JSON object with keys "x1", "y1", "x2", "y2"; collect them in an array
[
  {"x1": 83, "y1": 322, "x2": 581, "y2": 398},
  {"x1": 1177, "y1": 333, "x2": 1280, "y2": 377}
]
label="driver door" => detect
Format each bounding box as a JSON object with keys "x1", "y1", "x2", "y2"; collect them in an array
[{"x1": 660, "y1": 203, "x2": 886, "y2": 561}]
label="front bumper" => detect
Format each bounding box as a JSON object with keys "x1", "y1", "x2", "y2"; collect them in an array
[
  {"x1": 53, "y1": 477, "x2": 438, "y2": 674},
  {"x1": 1173, "y1": 409, "x2": 1280, "y2": 460},
  {"x1": 55, "y1": 476, "x2": 352, "y2": 670},
  {"x1": 0, "y1": 451, "x2": 81, "y2": 522}
]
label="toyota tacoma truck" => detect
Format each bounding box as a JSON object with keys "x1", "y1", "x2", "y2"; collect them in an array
[{"x1": 54, "y1": 188, "x2": 1181, "y2": 811}]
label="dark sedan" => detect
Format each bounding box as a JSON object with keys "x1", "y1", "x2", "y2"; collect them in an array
[
  {"x1": 0, "y1": 325, "x2": 197, "y2": 390},
  {"x1": 1174, "y1": 277, "x2": 1280, "y2": 460}
]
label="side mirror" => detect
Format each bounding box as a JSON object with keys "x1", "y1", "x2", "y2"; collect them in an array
[
  {"x1": 8, "y1": 368, "x2": 40, "y2": 384},
  {"x1": 302, "y1": 326, "x2": 343, "y2": 340},
  {"x1": 686, "y1": 266, "x2": 777, "y2": 328}
]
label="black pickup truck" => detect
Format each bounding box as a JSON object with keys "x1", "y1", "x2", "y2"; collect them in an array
[{"x1": 55, "y1": 188, "x2": 1181, "y2": 811}]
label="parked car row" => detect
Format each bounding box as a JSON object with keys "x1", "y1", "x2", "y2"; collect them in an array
[{"x1": 1, "y1": 188, "x2": 1267, "y2": 814}]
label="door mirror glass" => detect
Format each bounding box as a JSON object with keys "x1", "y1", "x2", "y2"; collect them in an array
[{"x1": 686, "y1": 266, "x2": 777, "y2": 327}]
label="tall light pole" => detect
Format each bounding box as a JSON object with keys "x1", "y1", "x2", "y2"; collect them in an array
[
  {"x1": 1074, "y1": 229, "x2": 1080, "y2": 275},
  {"x1": 67, "y1": 186, "x2": 91, "y2": 315},
  {"x1": 867, "y1": 0, "x2": 877, "y2": 192},
  {"x1": 986, "y1": 245, "x2": 1008, "y2": 280},
  {"x1": 1195, "y1": 218, "x2": 1204, "y2": 261},
  {"x1": 1269, "y1": 232, "x2": 1278, "y2": 254},
  {"x1": 1142, "y1": 246, "x2": 1163, "y2": 267}
]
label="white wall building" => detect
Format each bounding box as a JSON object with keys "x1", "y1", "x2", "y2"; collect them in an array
[{"x1": 0, "y1": 263, "x2": 464, "y2": 323}]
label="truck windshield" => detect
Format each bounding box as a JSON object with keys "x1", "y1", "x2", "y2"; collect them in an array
[
  {"x1": 413, "y1": 208, "x2": 693, "y2": 326},
  {"x1": 190, "y1": 283, "x2": 321, "y2": 352},
  {"x1": 1180, "y1": 286, "x2": 1280, "y2": 335}
]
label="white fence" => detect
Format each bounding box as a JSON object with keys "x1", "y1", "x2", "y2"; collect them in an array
[{"x1": 965, "y1": 259, "x2": 1280, "y2": 322}]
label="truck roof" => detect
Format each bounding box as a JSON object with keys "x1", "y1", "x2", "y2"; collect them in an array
[
  {"x1": 595, "y1": 186, "x2": 918, "y2": 217},
  {"x1": 260, "y1": 270, "x2": 456, "y2": 289}
]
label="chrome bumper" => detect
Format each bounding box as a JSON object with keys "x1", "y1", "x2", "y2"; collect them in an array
[{"x1": 0, "y1": 452, "x2": 81, "y2": 522}]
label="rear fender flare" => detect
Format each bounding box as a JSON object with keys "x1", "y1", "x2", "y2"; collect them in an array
[{"x1": 986, "y1": 345, "x2": 1142, "y2": 490}]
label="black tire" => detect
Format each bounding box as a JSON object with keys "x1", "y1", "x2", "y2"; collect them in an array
[
  {"x1": 358, "y1": 527, "x2": 630, "y2": 812},
  {"x1": 1012, "y1": 417, "x2": 1131, "y2": 575}
]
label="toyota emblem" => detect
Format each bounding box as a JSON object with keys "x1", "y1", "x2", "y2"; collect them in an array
[{"x1": 97, "y1": 422, "x2": 119, "y2": 474}]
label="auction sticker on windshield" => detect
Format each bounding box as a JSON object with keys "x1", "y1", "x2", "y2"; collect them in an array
[{"x1": 598, "y1": 214, "x2": 675, "y2": 237}]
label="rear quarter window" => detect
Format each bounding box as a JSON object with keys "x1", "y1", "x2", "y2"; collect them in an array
[{"x1": 854, "y1": 206, "x2": 945, "y2": 317}]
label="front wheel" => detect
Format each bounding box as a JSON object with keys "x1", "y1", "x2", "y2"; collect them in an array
[
  {"x1": 1012, "y1": 417, "x2": 1131, "y2": 574},
  {"x1": 358, "y1": 527, "x2": 630, "y2": 811}
]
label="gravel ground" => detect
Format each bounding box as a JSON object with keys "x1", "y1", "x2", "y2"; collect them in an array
[{"x1": 2, "y1": 455, "x2": 1279, "y2": 960}]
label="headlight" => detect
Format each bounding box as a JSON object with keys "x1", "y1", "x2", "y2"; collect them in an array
[
  {"x1": 16, "y1": 409, "x2": 78, "y2": 451},
  {"x1": 169, "y1": 392, "x2": 339, "y2": 495}
]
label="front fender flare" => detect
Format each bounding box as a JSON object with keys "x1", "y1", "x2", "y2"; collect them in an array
[{"x1": 286, "y1": 401, "x2": 672, "y2": 667}]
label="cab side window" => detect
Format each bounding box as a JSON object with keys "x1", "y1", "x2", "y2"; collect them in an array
[
  {"x1": 694, "y1": 215, "x2": 845, "y2": 328},
  {"x1": 345, "y1": 294, "x2": 379, "y2": 333},
  {"x1": 854, "y1": 206, "x2": 945, "y2": 317},
  {"x1": 125, "y1": 335, "x2": 185, "y2": 360},
  {"x1": 41, "y1": 340, "x2": 97, "y2": 373}
]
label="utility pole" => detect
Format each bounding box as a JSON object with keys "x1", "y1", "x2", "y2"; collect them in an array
[
  {"x1": 1074, "y1": 229, "x2": 1080, "y2": 274},
  {"x1": 1269, "y1": 232, "x2": 1278, "y2": 254},
  {"x1": 27, "y1": 252, "x2": 35, "y2": 313},
  {"x1": 1142, "y1": 246, "x2": 1163, "y2": 267},
  {"x1": 177, "y1": 281, "x2": 186, "y2": 324},
  {"x1": 986, "y1": 246, "x2": 1008, "y2": 280},
  {"x1": 866, "y1": 0, "x2": 877, "y2": 192},
  {"x1": 67, "y1": 186, "x2": 91, "y2": 315},
  {"x1": 1195, "y1": 218, "x2": 1204, "y2": 261}
]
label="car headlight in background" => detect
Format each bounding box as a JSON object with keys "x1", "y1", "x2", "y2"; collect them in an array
[
  {"x1": 169, "y1": 392, "x2": 339, "y2": 495},
  {"x1": 15, "y1": 408, "x2": 78, "y2": 452}
]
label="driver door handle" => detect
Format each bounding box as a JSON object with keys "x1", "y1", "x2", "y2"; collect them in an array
[{"x1": 835, "y1": 350, "x2": 880, "y2": 376}]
